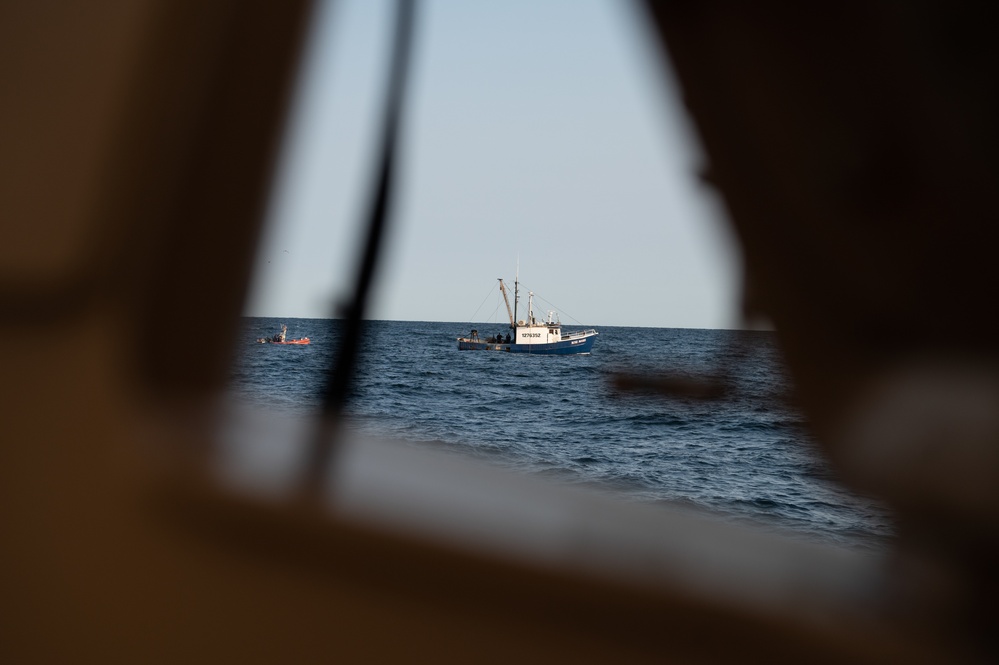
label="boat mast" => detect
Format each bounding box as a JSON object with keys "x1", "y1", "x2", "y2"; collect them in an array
[
  {"x1": 498, "y1": 279, "x2": 515, "y2": 328},
  {"x1": 514, "y1": 261, "x2": 519, "y2": 331}
]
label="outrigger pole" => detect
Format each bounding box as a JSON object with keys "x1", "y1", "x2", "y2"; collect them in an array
[{"x1": 498, "y1": 278, "x2": 515, "y2": 328}]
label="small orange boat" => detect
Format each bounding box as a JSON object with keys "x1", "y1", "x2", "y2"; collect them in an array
[{"x1": 256, "y1": 337, "x2": 310, "y2": 345}]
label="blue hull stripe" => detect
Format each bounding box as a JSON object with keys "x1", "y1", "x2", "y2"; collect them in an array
[{"x1": 457, "y1": 335, "x2": 595, "y2": 355}]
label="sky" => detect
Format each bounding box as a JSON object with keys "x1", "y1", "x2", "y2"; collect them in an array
[{"x1": 245, "y1": 0, "x2": 741, "y2": 329}]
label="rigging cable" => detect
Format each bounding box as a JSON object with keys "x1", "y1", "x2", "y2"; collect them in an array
[
  {"x1": 465, "y1": 280, "x2": 498, "y2": 323},
  {"x1": 519, "y1": 284, "x2": 588, "y2": 326}
]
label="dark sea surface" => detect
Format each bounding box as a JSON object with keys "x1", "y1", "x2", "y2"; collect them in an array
[{"x1": 230, "y1": 317, "x2": 894, "y2": 551}]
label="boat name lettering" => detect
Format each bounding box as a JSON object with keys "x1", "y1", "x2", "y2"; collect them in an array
[{"x1": 523, "y1": 333, "x2": 542, "y2": 338}]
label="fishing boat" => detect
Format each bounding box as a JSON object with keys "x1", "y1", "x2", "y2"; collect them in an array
[
  {"x1": 457, "y1": 277, "x2": 597, "y2": 355},
  {"x1": 256, "y1": 325, "x2": 310, "y2": 345}
]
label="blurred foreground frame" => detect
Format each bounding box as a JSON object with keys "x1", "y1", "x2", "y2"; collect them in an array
[{"x1": 1, "y1": 0, "x2": 996, "y2": 662}]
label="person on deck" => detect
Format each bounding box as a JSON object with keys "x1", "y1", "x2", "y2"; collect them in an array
[{"x1": 505, "y1": 333, "x2": 511, "y2": 343}]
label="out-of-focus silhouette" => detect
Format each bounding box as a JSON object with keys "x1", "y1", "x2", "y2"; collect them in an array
[{"x1": 1, "y1": 0, "x2": 995, "y2": 662}]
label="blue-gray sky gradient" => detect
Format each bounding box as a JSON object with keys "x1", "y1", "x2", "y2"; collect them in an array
[{"x1": 246, "y1": 0, "x2": 740, "y2": 328}]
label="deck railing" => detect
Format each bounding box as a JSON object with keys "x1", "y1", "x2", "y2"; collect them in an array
[{"x1": 560, "y1": 329, "x2": 597, "y2": 340}]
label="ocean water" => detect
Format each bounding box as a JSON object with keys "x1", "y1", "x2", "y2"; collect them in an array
[{"x1": 230, "y1": 317, "x2": 894, "y2": 551}]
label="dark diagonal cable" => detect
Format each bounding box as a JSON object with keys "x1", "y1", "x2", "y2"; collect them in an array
[{"x1": 306, "y1": 0, "x2": 417, "y2": 492}]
